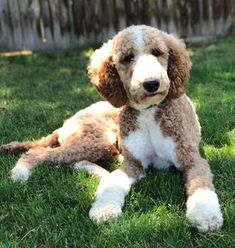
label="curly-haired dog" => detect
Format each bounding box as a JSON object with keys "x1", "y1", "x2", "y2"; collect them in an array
[
  {"x1": 88, "y1": 25, "x2": 223, "y2": 232},
  {"x1": 0, "y1": 101, "x2": 122, "y2": 182}
]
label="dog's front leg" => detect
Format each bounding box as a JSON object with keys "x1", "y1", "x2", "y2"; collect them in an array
[
  {"x1": 181, "y1": 150, "x2": 223, "y2": 232},
  {"x1": 89, "y1": 157, "x2": 144, "y2": 224}
]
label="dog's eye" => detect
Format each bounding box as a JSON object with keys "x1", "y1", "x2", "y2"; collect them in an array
[
  {"x1": 121, "y1": 53, "x2": 134, "y2": 65},
  {"x1": 151, "y1": 49, "x2": 163, "y2": 57}
]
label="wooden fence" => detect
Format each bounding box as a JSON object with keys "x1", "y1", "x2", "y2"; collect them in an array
[{"x1": 0, "y1": 0, "x2": 234, "y2": 51}]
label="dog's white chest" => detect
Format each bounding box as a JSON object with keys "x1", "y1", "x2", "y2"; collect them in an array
[{"x1": 123, "y1": 108, "x2": 177, "y2": 169}]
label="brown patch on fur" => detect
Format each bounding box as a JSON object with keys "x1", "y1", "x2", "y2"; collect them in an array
[
  {"x1": 155, "y1": 95, "x2": 214, "y2": 195},
  {"x1": 186, "y1": 161, "x2": 215, "y2": 196},
  {"x1": 16, "y1": 130, "x2": 120, "y2": 171},
  {"x1": 88, "y1": 57, "x2": 127, "y2": 108},
  {"x1": 120, "y1": 149, "x2": 144, "y2": 179},
  {"x1": 118, "y1": 107, "x2": 143, "y2": 180},
  {"x1": 155, "y1": 96, "x2": 201, "y2": 163},
  {"x1": 12, "y1": 128, "x2": 120, "y2": 171},
  {"x1": 119, "y1": 106, "x2": 139, "y2": 137},
  {"x1": 163, "y1": 33, "x2": 192, "y2": 100}
]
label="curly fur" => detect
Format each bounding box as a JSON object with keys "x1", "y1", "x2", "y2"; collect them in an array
[
  {"x1": 1, "y1": 101, "x2": 122, "y2": 182},
  {"x1": 88, "y1": 25, "x2": 223, "y2": 232},
  {"x1": 88, "y1": 41, "x2": 127, "y2": 107},
  {"x1": 165, "y1": 35, "x2": 191, "y2": 99}
]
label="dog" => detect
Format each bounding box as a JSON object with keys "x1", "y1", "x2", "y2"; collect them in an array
[
  {"x1": 0, "y1": 101, "x2": 122, "y2": 182},
  {"x1": 87, "y1": 25, "x2": 223, "y2": 232}
]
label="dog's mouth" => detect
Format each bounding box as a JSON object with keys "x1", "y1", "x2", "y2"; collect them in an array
[
  {"x1": 147, "y1": 92, "x2": 157, "y2": 97},
  {"x1": 146, "y1": 91, "x2": 166, "y2": 97},
  {"x1": 130, "y1": 89, "x2": 169, "y2": 108}
]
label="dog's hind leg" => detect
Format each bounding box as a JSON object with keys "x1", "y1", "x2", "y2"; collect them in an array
[
  {"x1": 74, "y1": 153, "x2": 124, "y2": 179},
  {"x1": 74, "y1": 161, "x2": 110, "y2": 179},
  {"x1": 9, "y1": 128, "x2": 121, "y2": 183},
  {"x1": 0, "y1": 130, "x2": 59, "y2": 154},
  {"x1": 10, "y1": 144, "x2": 80, "y2": 183},
  {"x1": 9, "y1": 139, "x2": 114, "y2": 182}
]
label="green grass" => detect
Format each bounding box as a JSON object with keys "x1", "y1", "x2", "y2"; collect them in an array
[{"x1": 0, "y1": 39, "x2": 235, "y2": 247}]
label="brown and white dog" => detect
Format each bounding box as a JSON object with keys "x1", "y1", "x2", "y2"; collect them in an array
[{"x1": 88, "y1": 25, "x2": 223, "y2": 232}]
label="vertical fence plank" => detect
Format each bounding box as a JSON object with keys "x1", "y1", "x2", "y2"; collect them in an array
[
  {"x1": 213, "y1": 0, "x2": 223, "y2": 35},
  {"x1": 114, "y1": 0, "x2": 125, "y2": 31},
  {"x1": 29, "y1": 0, "x2": 45, "y2": 50},
  {"x1": 17, "y1": 0, "x2": 31, "y2": 49},
  {"x1": 58, "y1": 0, "x2": 70, "y2": 49},
  {"x1": 8, "y1": 0, "x2": 24, "y2": 50},
  {"x1": 0, "y1": 0, "x2": 13, "y2": 50},
  {"x1": 222, "y1": 0, "x2": 232, "y2": 35},
  {"x1": 38, "y1": 0, "x2": 54, "y2": 49},
  {"x1": 47, "y1": 0, "x2": 61, "y2": 49},
  {"x1": 177, "y1": 0, "x2": 190, "y2": 38},
  {"x1": 190, "y1": 0, "x2": 201, "y2": 36},
  {"x1": 110, "y1": 0, "x2": 119, "y2": 33},
  {"x1": 72, "y1": 0, "x2": 84, "y2": 39},
  {"x1": 66, "y1": 0, "x2": 77, "y2": 47},
  {"x1": 161, "y1": 0, "x2": 169, "y2": 32},
  {"x1": 167, "y1": 0, "x2": 177, "y2": 35}
]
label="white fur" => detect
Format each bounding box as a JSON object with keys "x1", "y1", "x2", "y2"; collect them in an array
[
  {"x1": 105, "y1": 129, "x2": 117, "y2": 145},
  {"x1": 89, "y1": 40, "x2": 113, "y2": 69},
  {"x1": 131, "y1": 25, "x2": 144, "y2": 52},
  {"x1": 58, "y1": 101, "x2": 114, "y2": 143},
  {"x1": 11, "y1": 163, "x2": 32, "y2": 182},
  {"x1": 89, "y1": 169, "x2": 134, "y2": 223},
  {"x1": 80, "y1": 101, "x2": 115, "y2": 115},
  {"x1": 74, "y1": 160, "x2": 110, "y2": 179},
  {"x1": 130, "y1": 55, "x2": 168, "y2": 88},
  {"x1": 123, "y1": 107, "x2": 177, "y2": 170},
  {"x1": 186, "y1": 188, "x2": 223, "y2": 232},
  {"x1": 57, "y1": 119, "x2": 81, "y2": 144}
]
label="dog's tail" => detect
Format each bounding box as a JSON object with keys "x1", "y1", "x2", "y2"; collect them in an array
[{"x1": 0, "y1": 130, "x2": 59, "y2": 154}]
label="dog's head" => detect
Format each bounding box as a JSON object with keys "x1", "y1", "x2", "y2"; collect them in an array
[{"x1": 88, "y1": 25, "x2": 191, "y2": 109}]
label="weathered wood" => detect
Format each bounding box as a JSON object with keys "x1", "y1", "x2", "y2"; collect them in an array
[
  {"x1": 0, "y1": 0, "x2": 13, "y2": 49},
  {"x1": 0, "y1": 0, "x2": 234, "y2": 51},
  {"x1": 29, "y1": 0, "x2": 45, "y2": 50}
]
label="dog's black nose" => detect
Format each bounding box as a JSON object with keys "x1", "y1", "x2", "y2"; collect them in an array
[{"x1": 143, "y1": 80, "x2": 160, "y2": 93}]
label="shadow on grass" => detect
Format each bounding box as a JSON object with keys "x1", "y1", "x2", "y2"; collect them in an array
[
  {"x1": 0, "y1": 46, "x2": 99, "y2": 106},
  {"x1": 0, "y1": 47, "x2": 102, "y2": 142},
  {"x1": 188, "y1": 40, "x2": 235, "y2": 148}
]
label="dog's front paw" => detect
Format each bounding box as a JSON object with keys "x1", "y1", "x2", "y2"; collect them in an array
[
  {"x1": 10, "y1": 164, "x2": 31, "y2": 183},
  {"x1": 186, "y1": 189, "x2": 223, "y2": 232},
  {"x1": 89, "y1": 202, "x2": 122, "y2": 224}
]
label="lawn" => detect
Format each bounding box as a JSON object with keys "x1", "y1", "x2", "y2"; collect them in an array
[{"x1": 0, "y1": 39, "x2": 234, "y2": 248}]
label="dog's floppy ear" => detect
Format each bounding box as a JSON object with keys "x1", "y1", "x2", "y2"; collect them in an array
[
  {"x1": 163, "y1": 33, "x2": 192, "y2": 99},
  {"x1": 88, "y1": 40, "x2": 127, "y2": 108}
]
